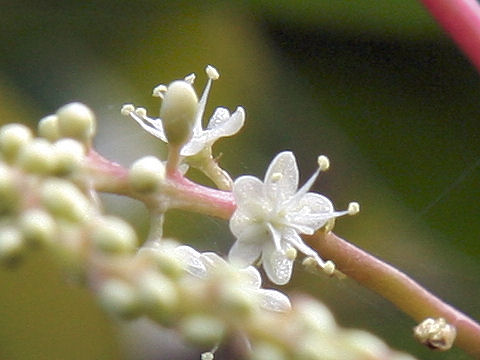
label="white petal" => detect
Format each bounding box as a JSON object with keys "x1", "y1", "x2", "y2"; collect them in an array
[
  {"x1": 229, "y1": 211, "x2": 256, "y2": 238},
  {"x1": 204, "y1": 106, "x2": 245, "y2": 139},
  {"x1": 264, "y1": 151, "x2": 299, "y2": 204},
  {"x1": 232, "y1": 176, "x2": 268, "y2": 216},
  {"x1": 201, "y1": 252, "x2": 228, "y2": 271},
  {"x1": 261, "y1": 241, "x2": 294, "y2": 285},
  {"x1": 180, "y1": 137, "x2": 208, "y2": 156},
  {"x1": 129, "y1": 111, "x2": 168, "y2": 142},
  {"x1": 228, "y1": 228, "x2": 265, "y2": 268},
  {"x1": 287, "y1": 192, "x2": 335, "y2": 233},
  {"x1": 172, "y1": 245, "x2": 207, "y2": 278},
  {"x1": 256, "y1": 289, "x2": 292, "y2": 312},
  {"x1": 240, "y1": 266, "x2": 262, "y2": 289}
]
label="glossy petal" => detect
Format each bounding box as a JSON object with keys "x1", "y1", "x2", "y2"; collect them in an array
[
  {"x1": 286, "y1": 193, "x2": 335, "y2": 233},
  {"x1": 264, "y1": 151, "x2": 299, "y2": 204},
  {"x1": 261, "y1": 241, "x2": 294, "y2": 285},
  {"x1": 172, "y1": 245, "x2": 207, "y2": 278},
  {"x1": 241, "y1": 266, "x2": 262, "y2": 289},
  {"x1": 228, "y1": 230, "x2": 265, "y2": 268},
  {"x1": 129, "y1": 112, "x2": 168, "y2": 142},
  {"x1": 256, "y1": 289, "x2": 292, "y2": 312}
]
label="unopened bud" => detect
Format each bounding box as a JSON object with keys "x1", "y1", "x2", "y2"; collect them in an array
[
  {"x1": 19, "y1": 208, "x2": 56, "y2": 248},
  {"x1": 40, "y1": 179, "x2": 92, "y2": 223},
  {"x1": 160, "y1": 80, "x2": 198, "y2": 147},
  {"x1": 0, "y1": 124, "x2": 32, "y2": 162},
  {"x1": 52, "y1": 138, "x2": 85, "y2": 175},
  {"x1": 0, "y1": 226, "x2": 25, "y2": 266},
  {"x1": 38, "y1": 115, "x2": 60, "y2": 142},
  {"x1": 98, "y1": 279, "x2": 140, "y2": 319},
  {"x1": 180, "y1": 314, "x2": 225, "y2": 347},
  {"x1": 17, "y1": 138, "x2": 55, "y2": 175},
  {"x1": 91, "y1": 216, "x2": 137, "y2": 254},
  {"x1": 56, "y1": 102, "x2": 96, "y2": 143},
  {"x1": 251, "y1": 342, "x2": 287, "y2": 360},
  {"x1": 0, "y1": 164, "x2": 19, "y2": 214},
  {"x1": 137, "y1": 271, "x2": 178, "y2": 324},
  {"x1": 129, "y1": 156, "x2": 165, "y2": 193}
]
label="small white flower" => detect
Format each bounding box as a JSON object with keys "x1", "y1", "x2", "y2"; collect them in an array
[
  {"x1": 171, "y1": 245, "x2": 291, "y2": 313},
  {"x1": 228, "y1": 151, "x2": 355, "y2": 285},
  {"x1": 122, "y1": 65, "x2": 245, "y2": 157}
]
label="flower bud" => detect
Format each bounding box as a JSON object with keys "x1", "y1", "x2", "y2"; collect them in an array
[
  {"x1": 56, "y1": 102, "x2": 96, "y2": 143},
  {"x1": 179, "y1": 314, "x2": 225, "y2": 347},
  {"x1": 137, "y1": 271, "x2": 177, "y2": 324},
  {"x1": 0, "y1": 164, "x2": 19, "y2": 214},
  {"x1": 18, "y1": 208, "x2": 56, "y2": 247},
  {"x1": 91, "y1": 216, "x2": 137, "y2": 255},
  {"x1": 219, "y1": 284, "x2": 256, "y2": 317},
  {"x1": 98, "y1": 279, "x2": 140, "y2": 319},
  {"x1": 40, "y1": 178, "x2": 93, "y2": 223},
  {"x1": 251, "y1": 342, "x2": 287, "y2": 360},
  {"x1": 17, "y1": 138, "x2": 55, "y2": 175},
  {"x1": 0, "y1": 124, "x2": 32, "y2": 162},
  {"x1": 52, "y1": 138, "x2": 85, "y2": 175},
  {"x1": 160, "y1": 80, "x2": 198, "y2": 147},
  {"x1": 0, "y1": 225, "x2": 25, "y2": 266},
  {"x1": 128, "y1": 156, "x2": 165, "y2": 193},
  {"x1": 38, "y1": 114, "x2": 60, "y2": 142}
]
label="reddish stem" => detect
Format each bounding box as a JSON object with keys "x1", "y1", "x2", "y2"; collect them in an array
[
  {"x1": 306, "y1": 231, "x2": 480, "y2": 358},
  {"x1": 420, "y1": 0, "x2": 480, "y2": 73}
]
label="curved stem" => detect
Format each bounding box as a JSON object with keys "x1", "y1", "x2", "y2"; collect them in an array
[
  {"x1": 305, "y1": 231, "x2": 480, "y2": 358},
  {"x1": 419, "y1": 0, "x2": 480, "y2": 73}
]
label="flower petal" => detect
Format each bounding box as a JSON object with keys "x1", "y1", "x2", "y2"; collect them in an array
[
  {"x1": 205, "y1": 106, "x2": 245, "y2": 138},
  {"x1": 264, "y1": 151, "x2": 299, "y2": 204},
  {"x1": 287, "y1": 192, "x2": 335, "y2": 233},
  {"x1": 256, "y1": 288, "x2": 292, "y2": 312},
  {"x1": 129, "y1": 112, "x2": 168, "y2": 142},
  {"x1": 228, "y1": 226, "x2": 266, "y2": 268},
  {"x1": 201, "y1": 252, "x2": 228, "y2": 271},
  {"x1": 232, "y1": 176, "x2": 269, "y2": 221},
  {"x1": 282, "y1": 227, "x2": 319, "y2": 258},
  {"x1": 172, "y1": 245, "x2": 207, "y2": 278},
  {"x1": 261, "y1": 241, "x2": 294, "y2": 285},
  {"x1": 240, "y1": 266, "x2": 262, "y2": 289}
]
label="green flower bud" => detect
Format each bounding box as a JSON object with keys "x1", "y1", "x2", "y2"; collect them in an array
[
  {"x1": 52, "y1": 138, "x2": 85, "y2": 176},
  {"x1": 219, "y1": 285, "x2": 256, "y2": 317},
  {"x1": 0, "y1": 124, "x2": 32, "y2": 162},
  {"x1": 38, "y1": 114, "x2": 60, "y2": 142},
  {"x1": 160, "y1": 80, "x2": 198, "y2": 147},
  {"x1": 56, "y1": 102, "x2": 96, "y2": 143},
  {"x1": 0, "y1": 225, "x2": 25, "y2": 266},
  {"x1": 17, "y1": 138, "x2": 55, "y2": 175},
  {"x1": 91, "y1": 216, "x2": 137, "y2": 254},
  {"x1": 138, "y1": 246, "x2": 184, "y2": 279},
  {"x1": 18, "y1": 208, "x2": 56, "y2": 248},
  {"x1": 179, "y1": 314, "x2": 225, "y2": 347},
  {"x1": 0, "y1": 164, "x2": 19, "y2": 214},
  {"x1": 40, "y1": 178, "x2": 93, "y2": 223},
  {"x1": 128, "y1": 156, "x2": 165, "y2": 193},
  {"x1": 137, "y1": 271, "x2": 177, "y2": 324},
  {"x1": 98, "y1": 279, "x2": 140, "y2": 319}
]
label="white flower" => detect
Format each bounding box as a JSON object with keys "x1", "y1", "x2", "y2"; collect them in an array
[
  {"x1": 122, "y1": 65, "x2": 245, "y2": 157},
  {"x1": 228, "y1": 151, "x2": 357, "y2": 285},
  {"x1": 171, "y1": 245, "x2": 291, "y2": 313}
]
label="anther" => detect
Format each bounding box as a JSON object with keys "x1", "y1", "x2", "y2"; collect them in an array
[
  {"x1": 348, "y1": 202, "x2": 360, "y2": 215},
  {"x1": 120, "y1": 104, "x2": 135, "y2": 116},
  {"x1": 135, "y1": 107, "x2": 147, "y2": 117},
  {"x1": 317, "y1": 155, "x2": 330, "y2": 171},
  {"x1": 152, "y1": 84, "x2": 168, "y2": 98},
  {"x1": 184, "y1": 73, "x2": 196, "y2": 84},
  {"x1": 206, "y1": 65, "x2": 220, "y2": 80}
]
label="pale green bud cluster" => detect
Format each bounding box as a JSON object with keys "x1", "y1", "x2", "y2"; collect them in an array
[{"x1": 128, "y1": 156, "x2": 166, "y2": 193}]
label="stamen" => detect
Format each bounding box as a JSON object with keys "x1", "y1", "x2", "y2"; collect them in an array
[
  {"x1": 347, "y1": 202, "x2": 360, "y2": 215},
  {"x1": 152, "y1": 84, "x2": 167, "y2": 98},
  {"x1": 206, "y1": 65, "x2": 220, "y2": 80},
  {"x1": 184, "y1": 73, "x2": 196, "y2": 85},
  {"x1": 317, "y1": 155, "x2": 330, "y2": 171},
  {"x1": 322, "y1": 260, "x2": 336, "y2": 275},
  {"x1": 120, "y1": 104, "x2": 135, "y2": 116},
  {"x1": 135, "y1": 107, "x2": 147, "y2": 117}
]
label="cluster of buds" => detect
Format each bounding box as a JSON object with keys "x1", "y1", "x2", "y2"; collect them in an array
[{"x1": 0, "y1": 67, "x2": 418, "y2": 359}]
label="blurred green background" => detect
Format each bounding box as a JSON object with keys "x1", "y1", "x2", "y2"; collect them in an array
[{"x1": 1, "y1": 1, "x2": 479, "y2": 359}]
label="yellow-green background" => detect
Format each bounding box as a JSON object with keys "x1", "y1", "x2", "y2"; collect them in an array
[{"x1": 1, "y1": 1, "x2": 479, "y2": 359}]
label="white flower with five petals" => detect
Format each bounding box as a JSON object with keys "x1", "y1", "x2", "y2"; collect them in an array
[
  {"x1": 228, "y1": 151, "x2": 357, "y2": 285},
  {"x1": 122, "y1": 65, "x2": 245, "y2": 157}
]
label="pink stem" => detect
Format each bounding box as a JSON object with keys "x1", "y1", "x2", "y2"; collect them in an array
[{"x1": 420, "y1": 0, "x2": 480, "y2": 73}]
